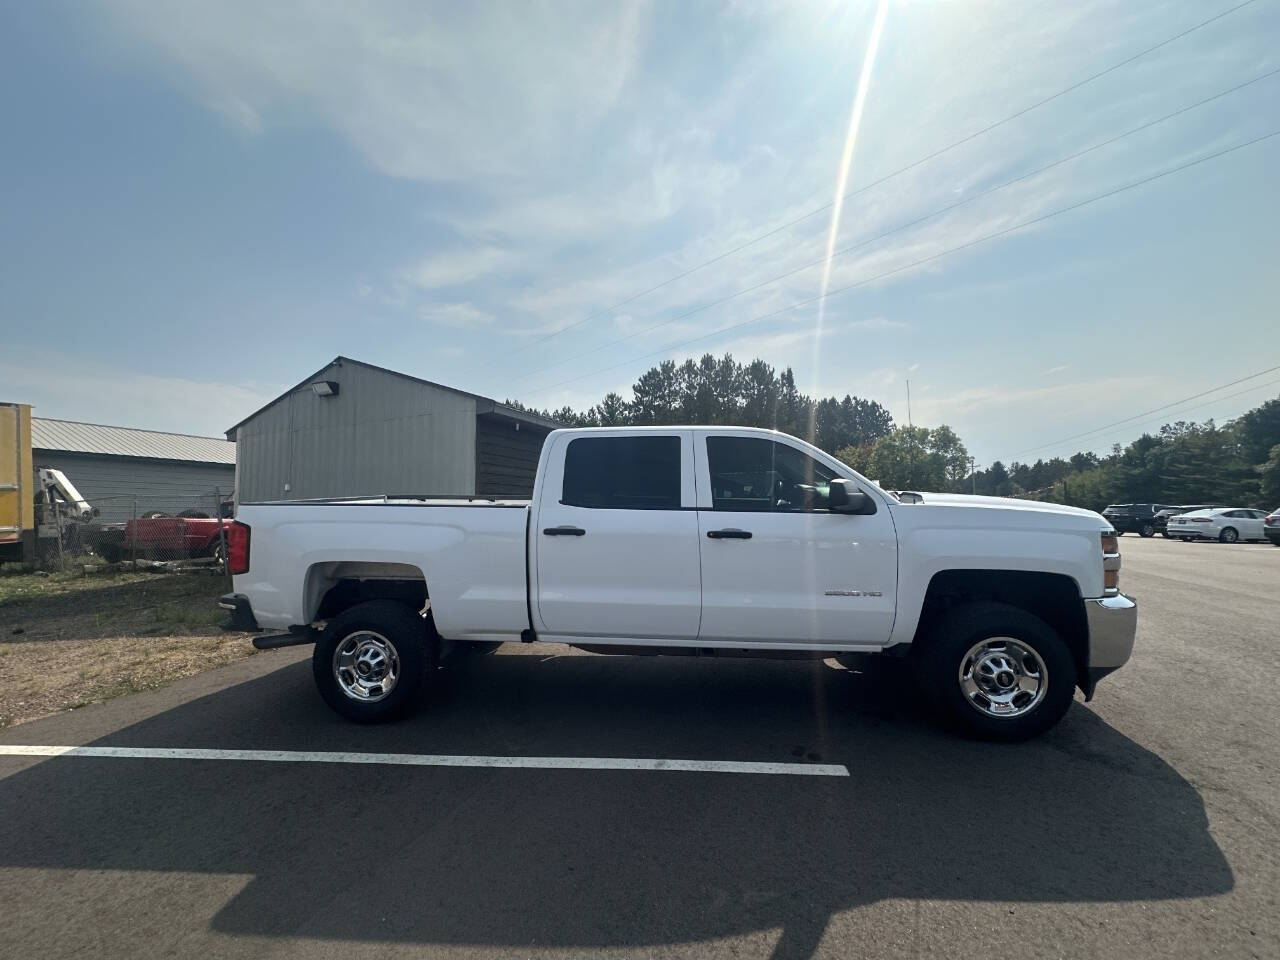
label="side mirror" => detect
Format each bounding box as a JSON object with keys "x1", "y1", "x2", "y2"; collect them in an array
[{"x1": 828, "y1": 479, "x2": 875, "y2": 515}]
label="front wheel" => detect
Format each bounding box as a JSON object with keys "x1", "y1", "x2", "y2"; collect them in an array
[
  {"x1": 312, "y1": 600, "x2": 435, "y2": 722},
  {"x1": 1139, "y1": 523, "x2": 1155, "y2": 538},
  {"x1": 914, "y1": 602, "x2": 1076, "y2": 741}
]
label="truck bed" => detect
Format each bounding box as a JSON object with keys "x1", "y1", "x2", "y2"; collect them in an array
[{"x1": 234, "y1": 499, "x2": 531, "y2": 639}]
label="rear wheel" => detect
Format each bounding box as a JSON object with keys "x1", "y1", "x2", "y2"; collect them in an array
[
  {"x1": 1219, "y1": 527, "x2": 1239, "y2": 544},
  {"x1": 312, "y1": 600, "x2": 435, "y2": 722},
  {"x1": 914, "y1": 602, "x2": 1075, "y2": 741}
]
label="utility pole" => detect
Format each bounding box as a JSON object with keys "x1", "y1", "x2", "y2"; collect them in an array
[
  {"x1": 970, "y1": 457, "x2": 977, "y2": 494},
  {"x1": 906, "y1": 379, "x2": 912, "y2": 427}
]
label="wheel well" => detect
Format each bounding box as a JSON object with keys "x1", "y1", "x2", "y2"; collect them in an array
[
  {"x1": 916, "y1": 570, "x2": 1088, "y2": 688},
  {"x1": 306, "y1": 562, "x2": 428, "y2": 623}
]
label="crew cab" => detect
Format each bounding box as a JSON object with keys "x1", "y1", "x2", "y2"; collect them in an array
[{"x1": 222, "y1": 427, "x2": 1137, "y2": 740}]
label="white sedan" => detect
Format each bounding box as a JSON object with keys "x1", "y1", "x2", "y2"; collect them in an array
[{"x1": 1166, "y1": 507, "x2": 1270, "y2": 543}]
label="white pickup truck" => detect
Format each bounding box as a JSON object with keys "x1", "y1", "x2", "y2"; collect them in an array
[{"x1": 220, "y1": 426, "x2": 1136, "y2": 740}]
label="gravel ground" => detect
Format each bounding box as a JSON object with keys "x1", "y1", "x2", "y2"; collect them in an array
[{"x1": 0, "y1": 569, "x2": 255, "y2": 727}]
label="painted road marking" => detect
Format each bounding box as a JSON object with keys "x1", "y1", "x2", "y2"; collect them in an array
[{"x1": 0, "y1": 745, "x2": 849, "y2": 777}]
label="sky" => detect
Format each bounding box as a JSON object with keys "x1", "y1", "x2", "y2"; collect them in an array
[{"x1": 2, "y1": 0, "x2": 1278, "y2": 466}]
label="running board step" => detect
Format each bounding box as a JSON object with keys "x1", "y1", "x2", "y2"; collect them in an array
[{"x1": 252, "y1": 627, "x2": 317, "y2": 650}]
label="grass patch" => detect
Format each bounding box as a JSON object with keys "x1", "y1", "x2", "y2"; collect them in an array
[{"x1": 0, "y1": 570, "x2": 256, "y2": 728}]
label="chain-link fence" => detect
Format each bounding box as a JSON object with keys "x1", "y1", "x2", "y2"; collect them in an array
[{"x1": 32, "y1": 489, "x2": 234, "y2": 572}]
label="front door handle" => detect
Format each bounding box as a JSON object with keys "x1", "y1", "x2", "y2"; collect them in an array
[
  {"x1": 543, "y1": 525, "x2": 586, "y2": 536},
  {"x1": 707, "y1": 528, "x2": 752, "y2": 539}
]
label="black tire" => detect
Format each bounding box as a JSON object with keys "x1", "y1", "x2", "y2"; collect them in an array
[
  {"x1": 312, "y1": 600, "x2": 435, "y2": 723},
  {"x1": 1218, "y1": 527, "x2": 1239, "y2": 544},
  {"x1": 913, "y1": 602, "x2": 1076, "y2": 742},
  {"x1": 177, "y1": 509, "x2": 211, "y2": 519},
  {"x1": 98, "y1": 543, "x2": 122, "y2": 563},
  {"x1": 1138, "y1": 523, "x2": 1155, "y2": 538}
]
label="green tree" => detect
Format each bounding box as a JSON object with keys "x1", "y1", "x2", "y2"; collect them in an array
[
  {"x1": 591, "y1": 392, "x2": 630, "y2": 426},
  {"x1": 838, "y1": 425, "x2": 966, "y2": 492},
  {"x1": 1256, "y1": 443, "x2": 1280, "y2": 505}
]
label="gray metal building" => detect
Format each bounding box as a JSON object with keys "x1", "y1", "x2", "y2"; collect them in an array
[
  {"x1": 225, "y1": 357, "x2": 561, "y2": 502},
  {"x1": 31, "y1": 419, "x2": 237, "y2": 523}
]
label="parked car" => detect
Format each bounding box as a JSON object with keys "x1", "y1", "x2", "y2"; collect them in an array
[
  {"x1": 92, "y1": 510, "x2": 232, "y2": 563},
  {"x1": 1265, "y1": 509, "x2": 1280, "y2": 546},
  {"x1": 1101, "y1": 503, "x2": 1177, "y2": 537},
  {"x1": 1165, "y1": 507, "x2": 1270, "y2": 543},
  {"x1": 221, "y1": 425, "x2": 1137, "y2": 741},
  {"x1": 1153, "y1": 504, "x2": 1227, "y2": 537}
]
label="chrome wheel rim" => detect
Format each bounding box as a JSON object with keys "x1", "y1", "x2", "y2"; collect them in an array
[
  {"x1": 1222, "y1": 529, "x2": 1238, "y2": 543},
  {"x1": 958, "y1": 637, "x2": 1047, "y2": 719},
  {"x1": 333, "y1": 631, "x2": 400, "y2": 702}
]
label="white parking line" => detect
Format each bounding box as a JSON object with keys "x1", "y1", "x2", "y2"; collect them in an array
[{"x1": 0, "y1": 744, "x2": 849, "y2": 777}]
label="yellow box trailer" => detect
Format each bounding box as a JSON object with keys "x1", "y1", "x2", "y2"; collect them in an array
[{"x1": 0, "y1": 402, "x2": 36, "y2": 564}]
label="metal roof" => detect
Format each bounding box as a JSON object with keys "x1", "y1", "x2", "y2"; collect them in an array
[
  {"x1": 225, "y1": 355, "x2": 565, "y2": 437},
  {"x1": 31, "y1": 418, "x2": 237, "y2": 465}
]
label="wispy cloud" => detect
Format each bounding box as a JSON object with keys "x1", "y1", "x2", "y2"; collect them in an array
[
  {"x1": 402, "y1": 248, "x2": 517, "y2": 291},
  {"x1": 59, "y1": 0, "x2": 1278, "y2": 461},
  {"x1": 418, "y1": 302, "x2": 494, "y2": 329},
  {"x1": 1, "y1": 358, "x2": 274, "y2": 438}
]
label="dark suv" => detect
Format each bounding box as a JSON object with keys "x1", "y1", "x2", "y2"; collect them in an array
[{"x1": 1101, "y1": 503, "x2": 1178, "y2": 537}]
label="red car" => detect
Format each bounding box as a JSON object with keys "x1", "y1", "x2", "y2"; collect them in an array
[{"x1": 92, "y1": 504, "x2": 234, "y2": 563}]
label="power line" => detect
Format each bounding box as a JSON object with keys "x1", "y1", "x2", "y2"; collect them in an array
[
  {"x1": 1011, "y1": 364, "x2": 1280, "y2": 458},
  {"x1": 507, "y1": 0, "x2": 1261, "y2": 356},
  {"x1": 1007, "y1": 375, "x2": 1280, "y2": 472},
  {"x1": 514, "y1": 67, "x2": 1280, "y2": 382},
  {"x1": 1091, "y1": 375, "x2": 1280, "y2": 447},
  {"x1": 522, "y1": 128, "x2": 1280, "y2": 399}
]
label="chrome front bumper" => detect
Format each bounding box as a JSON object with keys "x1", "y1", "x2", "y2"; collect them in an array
[{"x1": 1081, "y1": 594, "x2": 1137, "y2": 699}]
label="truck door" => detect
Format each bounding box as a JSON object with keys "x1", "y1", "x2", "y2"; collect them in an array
[
  {"x1": 693, "y1": 431, "x2": 897, "y2": 647},
  {"x1": 534, "y1": 431, "x2": 701, "y2": 641}
]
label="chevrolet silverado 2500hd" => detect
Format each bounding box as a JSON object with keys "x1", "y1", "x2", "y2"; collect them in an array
[{"x1": 220, "y1": 426, "x2": 1136, "y2": 740}]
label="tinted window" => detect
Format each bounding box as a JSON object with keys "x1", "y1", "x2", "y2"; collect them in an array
[
  {"x1": 706, "y1": 436, "x2": 839, "y2": 512},
  {"x1": 562, "y1": 436, "x2": 681, "y2": 510}
]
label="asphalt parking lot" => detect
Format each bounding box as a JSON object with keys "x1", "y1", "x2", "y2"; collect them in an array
[{"x1": 1, "y1": 536, "x2": 1277, "y2": 959}]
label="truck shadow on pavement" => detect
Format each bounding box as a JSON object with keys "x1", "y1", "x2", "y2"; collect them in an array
[{"x1": 0, "y1": 651, "x2": 1234, "y2": 959}]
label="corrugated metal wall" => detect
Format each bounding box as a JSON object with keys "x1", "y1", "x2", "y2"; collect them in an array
[
  {"x1": 234, "y1": 360, "x2": 478, "y2": 501},
  {"x1": 32, "y1": 452, "x2": 236, "y2": 524}
]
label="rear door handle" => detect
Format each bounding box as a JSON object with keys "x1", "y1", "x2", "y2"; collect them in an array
[
  {"x1": 707, "y1": 528, "x2": 752, "y2": 539},
  {"x1": 543, "y1": 525, "x2": 586, "y2": 536}
]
